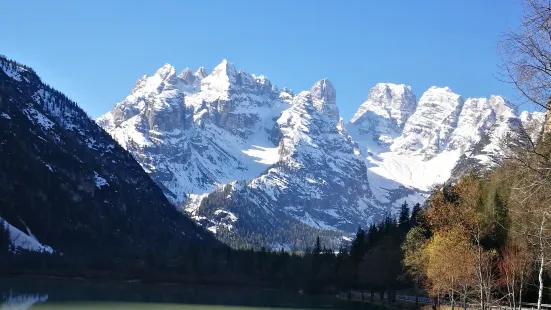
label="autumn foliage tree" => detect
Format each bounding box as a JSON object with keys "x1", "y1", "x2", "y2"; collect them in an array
[
  {"x1": 499, "y1": 240, "x2": 534, "y2": 310},
  {"x1": 403, "y1": 176, "x2": 503, "y2": 310},
  {"x1": 425, "y1": 227, "x2": 477, "y2": 310}
]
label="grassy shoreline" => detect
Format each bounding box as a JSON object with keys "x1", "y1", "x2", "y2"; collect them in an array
[{"x1": 336, "y1": 293, "x2": 423, "y2": 310}]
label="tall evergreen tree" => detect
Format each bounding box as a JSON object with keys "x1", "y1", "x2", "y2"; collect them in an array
[
  {"x1": 350, "y1": 227, "x2": 366, "y2": 266},
  {"x1": 410, "y1": 202, "x2": 422, "y2": 227},
  {"x1": 366, "y1": 223, "x2": 378, "y2": 250},
  {"x1": 309, "y1": 236, "x2": 323, "y2": 292},
  {"x1": 398, "y1": 201, "x2": 410, "y2": 231},
  {"x1": 0, "y1": 221, "x2": 10, "y2": 256},
  {"x1": 490, "y1": 191, "x2": 509, "y2": 249},
  {"x1": 313, "y1": 236, "x2": 322, "y2": 256}
]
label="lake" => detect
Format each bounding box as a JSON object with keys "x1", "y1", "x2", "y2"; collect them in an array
[{"x1": 0, "y1": 278, "x2": 375, "y2": 310}]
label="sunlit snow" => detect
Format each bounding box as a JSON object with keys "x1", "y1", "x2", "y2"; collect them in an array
[
  {"x1": 242, "y1": 145, "x2": 279, "y2": 165},
  {"x1": 23, "y1": 107, "x2": 54, "y2": 131}
]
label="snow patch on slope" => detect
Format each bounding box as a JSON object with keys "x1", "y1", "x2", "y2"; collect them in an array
[
  {"x1": 242, "y1": 145, "x2": 280, "y2": 165},
  {"x1": 23, "y1": 107, "x2": 54, "y2": 131},
  {"x1": 367, "y1": 149, "x2": 461, "y2": 191},
  {"x1": 0, "y1": 217, "x2": 54, "y2": 253},
  {"x1": 93, "y1": 171, "x2": 109, "y2": 188},
  {"x1": 0, "y1": 61, "x2": 25, "y2": 82}
]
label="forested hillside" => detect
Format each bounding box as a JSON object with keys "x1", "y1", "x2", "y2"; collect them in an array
[{"x1": 0, "y1": 55, "x2": 219, "y2": 259}]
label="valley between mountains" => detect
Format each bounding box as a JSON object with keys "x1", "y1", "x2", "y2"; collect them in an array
[{"x1": 96, "y1": 59, "x2": 545, "y2": 249}]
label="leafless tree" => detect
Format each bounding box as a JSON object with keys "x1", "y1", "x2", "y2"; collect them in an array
[
  {"x1": 503, "y1": 130, "x2": 551, "y2": 310},
  {"x1": 499, "y1": 240, "x2": 534, "y2": 310},
  {"x1": 500, "y1": 0, "x2": 551, "y2": 110}
]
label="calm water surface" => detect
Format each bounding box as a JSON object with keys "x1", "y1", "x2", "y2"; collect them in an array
[{"x1": 0, "y1": 278, "x2": 375, "y2": 310}]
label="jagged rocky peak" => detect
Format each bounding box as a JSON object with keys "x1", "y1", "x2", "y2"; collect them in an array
[
  {"x1": 280, "y1": 87, "x2": 294, "y2": 103},
  {"x1": 129, "y1": 63, "x2": 180, "y2": 98},
  {"x1": 488, "y1": 95, "x2": 517, "y2": 119},
  {"x1": 178, "y1": 66, "x2": 207, "y2": 86},
  {"x1": 310, "y1": 79, "x2": 339, "y2": 121},
  {"x1": 348, "y1": 83, "x2": 417, "y2": 146},
  {"x1": 127, "y1": 64, "x2": 175, "y2": 97},
  {"x1": 351, "y1": 83, "x2": 416, "y2": 127},
  {"x1": 97, "y1": 62, "x2": 190, "y2": 133},
  {"x1": 195, "y1": 67, "x2": 208, "y2": 80},
  {"x1": 253, "y1": 74, "x2": 268, "y2": 84},
  {"x1": 131, "y1": 75, "x2": 149, "y2": 93},
  {"x1": 281, "y1": 87, "x2": 294, "y2": 96},
  {"x1": 154, "y1": 63, "x2": 176, "y2": 80},
  {"x1": 391, "y1": 86, "x2": 464, "y2": 158},
  {"x1": 210, "y1": 59, "x2": 237, "y2": 79},
  {"x1": 178, "y1": 67, "x2": 196, "y2": 84},
  {"x1": 311, "y1": 79, "x2": 336, "y2": 103},
  {"x1": 199, "y1": 60, "x2": 240, "y2": 99}
]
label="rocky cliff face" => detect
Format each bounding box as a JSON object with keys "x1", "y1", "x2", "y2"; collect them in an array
[
  {"x1": 98, "y1": 60, "x2": 288, "y2": 203},
  {"x1": 225, "y1": 80, "x2": 374, "y2": 233},
  {"x1": 391, "y1": 87, "x2": 464, "y2": 158},
  {"x1": 99, "y1": 60, "x2": 545, "y2": 248},
  {"x1": 349, "y1": 83, "x2": 416, "y2": 147}
]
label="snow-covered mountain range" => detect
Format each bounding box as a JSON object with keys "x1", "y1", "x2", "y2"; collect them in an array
[{"x1": 98, "y1": 60, "x2": 545, "y2": 248}]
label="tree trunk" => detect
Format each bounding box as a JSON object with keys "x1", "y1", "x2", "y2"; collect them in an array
[
  {"x1": 537, "y1": 247, "x2": 544, "y2": 310},
  {"x1": 475, "y1": 229, "x2": 485, "y2": 310},
  {"x1": 518, "y1": 283, "x2": 523, "y2": 310},
  {"x1": 537, "y1": 216, "x2": 546, "y2": 310},
  {"x1": 478, "y1": 254, "x2": 485, "y2": 310}
]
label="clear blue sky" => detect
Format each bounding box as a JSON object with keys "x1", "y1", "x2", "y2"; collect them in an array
[{"x1": 2, "y1": 0, "x2": 531, "y2": 120}]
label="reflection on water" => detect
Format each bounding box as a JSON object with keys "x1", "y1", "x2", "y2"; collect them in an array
[
  {"x1": 15, "y1": 304, "x2": 352, "y2": 310},
  {"x1": 0, "y1": 278, "x2": 371, "y2": 310},
  {"x1": 1, "y1": 292, "x2": 48, "y2": 310}
]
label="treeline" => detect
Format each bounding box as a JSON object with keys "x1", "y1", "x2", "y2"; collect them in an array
[
  {"x1": 0, "y1": 203, "x2": 421, "y2": 294},
  {"x1": 305, "y1": 202, "x2": 421, "y2": 295}
]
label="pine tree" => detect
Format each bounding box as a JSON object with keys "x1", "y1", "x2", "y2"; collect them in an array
[
  {"x1": 410, "y1": 202, "x2": 421, "y2": 227},
  {"x1": 350, "y1": 227, "x2": 366, "y2": 266},
  {"x1": 309, "y1": 236, "x2": 324, "y2": 292},
  {"x1": 0, "y1": 220, "x2": 10, "y2": 256},
  {"x1": 490, "y1": 192, "x2": 509, "y2": 249},
  {"x1": 399, "y1": 201, "x2": 410, "y2": 230},
  {"x1": 366, "y1": 223, "x2": 378, "y2": 250},
  {"x1": 313, "y1": 236, "x2": 322, "y2": 256}
]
